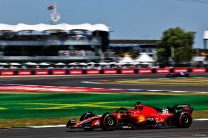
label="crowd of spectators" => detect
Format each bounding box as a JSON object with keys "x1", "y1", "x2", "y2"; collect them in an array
[
  {"x1": 0, "y1": 62, "x2": 154, "y2": 70},
  {"x1": 0, "y1": 31, "x2": 97, "y2": 42},
  {"x1": 58, "y1": 50, "x2": 96, "y2": 57}
]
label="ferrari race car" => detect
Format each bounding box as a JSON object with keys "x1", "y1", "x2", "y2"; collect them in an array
[
  {"x1": 66, "y1": 102, "x2": 193, "y2": 131},
  {"x1": 166, "y1": 72, "x2": 190, "y2": 78}
]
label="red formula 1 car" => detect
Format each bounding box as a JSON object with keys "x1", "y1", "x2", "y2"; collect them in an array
[{"x1": 66, "y1": 102, "x2": 193, "y2": 131}]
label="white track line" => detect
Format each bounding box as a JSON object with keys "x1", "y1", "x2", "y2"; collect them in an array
[
  {"x1": 171, "y1": 91, "x2": 188, "y2": 93},
  {"x1": 194, "y1": 118, "x2": 208, "y2": 121},
  {"x1": 148, "y1": 90, "x2": 167, "y2": 92},
  {"x1": 81, "y1": 81, "x2": 102, "y2": 84},
  {"x1": 30, "y1": 125, "x2": 65, "y2": 128}
]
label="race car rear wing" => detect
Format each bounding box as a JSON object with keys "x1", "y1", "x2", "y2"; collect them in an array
[{"x1": 173, "y1": 104, "x2": 193, "y2": 113}]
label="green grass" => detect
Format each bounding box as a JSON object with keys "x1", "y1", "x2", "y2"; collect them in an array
[
  {"x1": 0, "y1": 92, "x2": 208, "y2": 119},
  {"x1": 103, "y1": 78, "x2": 208, "y2": 86}
]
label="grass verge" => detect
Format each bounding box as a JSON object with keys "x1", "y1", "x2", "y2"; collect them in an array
[{"x1": 0, "y1": 91, "x2": 207, "y2": 128}]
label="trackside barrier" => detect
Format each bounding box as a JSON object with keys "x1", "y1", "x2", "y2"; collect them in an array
[
  {"x1": 0, "y1": 68, "x2": 207, "y2": 76},
  {"x1": 138, "y1": 69, "x2": 152, "y2": 74},
  {"x1": 69, "y1": 70, "x2": 83, "y2": 75},
  {"x1": 192, "y1": 68, "x2": 206, "y2": 74},
  {"x1": 86, "y1": 70, "x2": 100, "y2": 74},
  {"x1": 174, "y1": 68, "x2": 188, "y2": 73},
  {"x1": 0, "y1": 70, "x2": 14, "y2": 76},
  {"x1": 121, "y1": 69, "x2": 135, "y2": 74},
  {"x1": 18, "y1": 70, "x2": 31, "y2": 75},
  {"x1": 35, "y1": 70, "x2": 49, "y2": 75},
  {"x1": 103, "y1": 69, "x2": 117, "y2": 74},
  {"x1": 156, "y1": 68, "x2": 170, "y2": 74},
  {"x1": 52, "y1": 70, "x2": 66, "y2": 75}
]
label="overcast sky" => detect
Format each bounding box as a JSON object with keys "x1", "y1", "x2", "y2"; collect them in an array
[{"x1": 0, "y1": 0, "x2": 208, "y2": 48}]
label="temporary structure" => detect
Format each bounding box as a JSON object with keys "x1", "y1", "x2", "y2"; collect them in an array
[
  {"x1": 25, "y1": 62, "x2": 37, "y2": 65},
  {"x1": 134, "y1": 53, "x2": 154, "y2": 63},
  {"x1": 108, "y1": 62, "x2": 117, "y2": 65},
  {"x1": 39, "y1": 62, "x2": 50, "y2": 66},
  {"x1": 10, "y1": 63, "x2": 21, "y2": 66},
  {"x1": 55, "y1": 62, "x2": 66, "y2": 66},
  {"x1": 68, "y1": 62, "x2": 78, "y2": 66},
  {"x1": 0, "y1": 63, "x2": 8, "y2": 65},
  {"x1": 192, "y1": 56, "x2": 207, "y2": 65},
  {"x1": 118, "y1": 55, "x2": 134, "y2": 64},
  {"x1": 87, "y1": 62, "x2": 96, "y2": 65},
  {"x1": 98, "y1": 62, "x2": 109, "y2": 65},
  {"x1": 79, "y1": 63, "x2": 87, "y2": 66}
]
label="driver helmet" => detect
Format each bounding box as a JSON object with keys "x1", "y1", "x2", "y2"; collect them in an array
[{"x1": 135, "y1": 102, "x2": 144, "y2": 110}]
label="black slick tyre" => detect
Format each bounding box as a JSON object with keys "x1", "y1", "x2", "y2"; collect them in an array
[
  {"x1": 80, "y1": 112, "x2": 95, "y2": 121},
  {"x1": 100, "y1": 112, "x2": 117, "y2": 131},
  {"x1": 176, "y1": 112, "x2": 192, "y2": 128}
]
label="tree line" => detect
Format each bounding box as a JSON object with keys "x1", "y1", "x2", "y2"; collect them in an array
[{"x1": 157, "y1": 27, "x2": 195, "y2": 66}]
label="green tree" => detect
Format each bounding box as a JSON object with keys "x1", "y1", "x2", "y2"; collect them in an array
[{"x1": 157, "y1": 27, "x2": 195, "y2": 66}]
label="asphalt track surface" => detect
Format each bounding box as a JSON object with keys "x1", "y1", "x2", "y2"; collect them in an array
[
  {"x1": 0, "y1": 74, "x2": 208, "y2": 138},
  {"x1": 0, "y1": 74, "x2": 208, "y2": 92},
  {"x1": 0, "y1": 121, "x2": 207, "y2": 138}
]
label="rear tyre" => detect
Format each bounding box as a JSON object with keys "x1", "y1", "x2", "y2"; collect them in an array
[
  {"x1": 100, "y1": 113, "x2": 117, "y2": 131},
  {"x1": 176, "y1": 112, "x2": 192, "y2": 128}
]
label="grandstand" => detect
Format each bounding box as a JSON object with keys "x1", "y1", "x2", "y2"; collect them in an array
[
  {"x1": 0, "y1": 23, "x2": 109, "y2": 62},
  {"x1": 109, "y1": 39, "x2": 158, "y2": 58}
]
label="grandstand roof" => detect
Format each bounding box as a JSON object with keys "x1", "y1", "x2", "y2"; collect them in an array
[
  {"x1": 0, "y1": 23, "x2": 109, "y2": 32},
  {"x1": 110, "y1": 39, "x2": 158, "y2": 45}
]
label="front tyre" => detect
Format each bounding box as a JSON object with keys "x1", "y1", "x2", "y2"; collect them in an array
[
  {"x1": 80, "y1": 112, "x2": 95, "y2": 130},
  {"x1": 101, "y1": 113, "x2": 118, "y2": 131},
  {"x1": 116, "y1": 108, "x2": 128, "y2": 113},
  {"x1": 176, "y1": 112, "x2": 192, "y2": 128},
  {"x1": 80, "y1": 112, "x2": 95, "y2": 121},
  {"x1": 66, "y1": 120, "x2": 76, "y2": 128}
]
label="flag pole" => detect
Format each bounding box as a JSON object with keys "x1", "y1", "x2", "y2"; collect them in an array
[
  {"x1": 49, "y1": 2, "x2": 60, "y2": 24},
  {"x1": 51, "y1": 2, "x2": 56, "y2": 24},
  {"x1": 53, "y1": 2, "x2": 57, "y2": 15}
]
